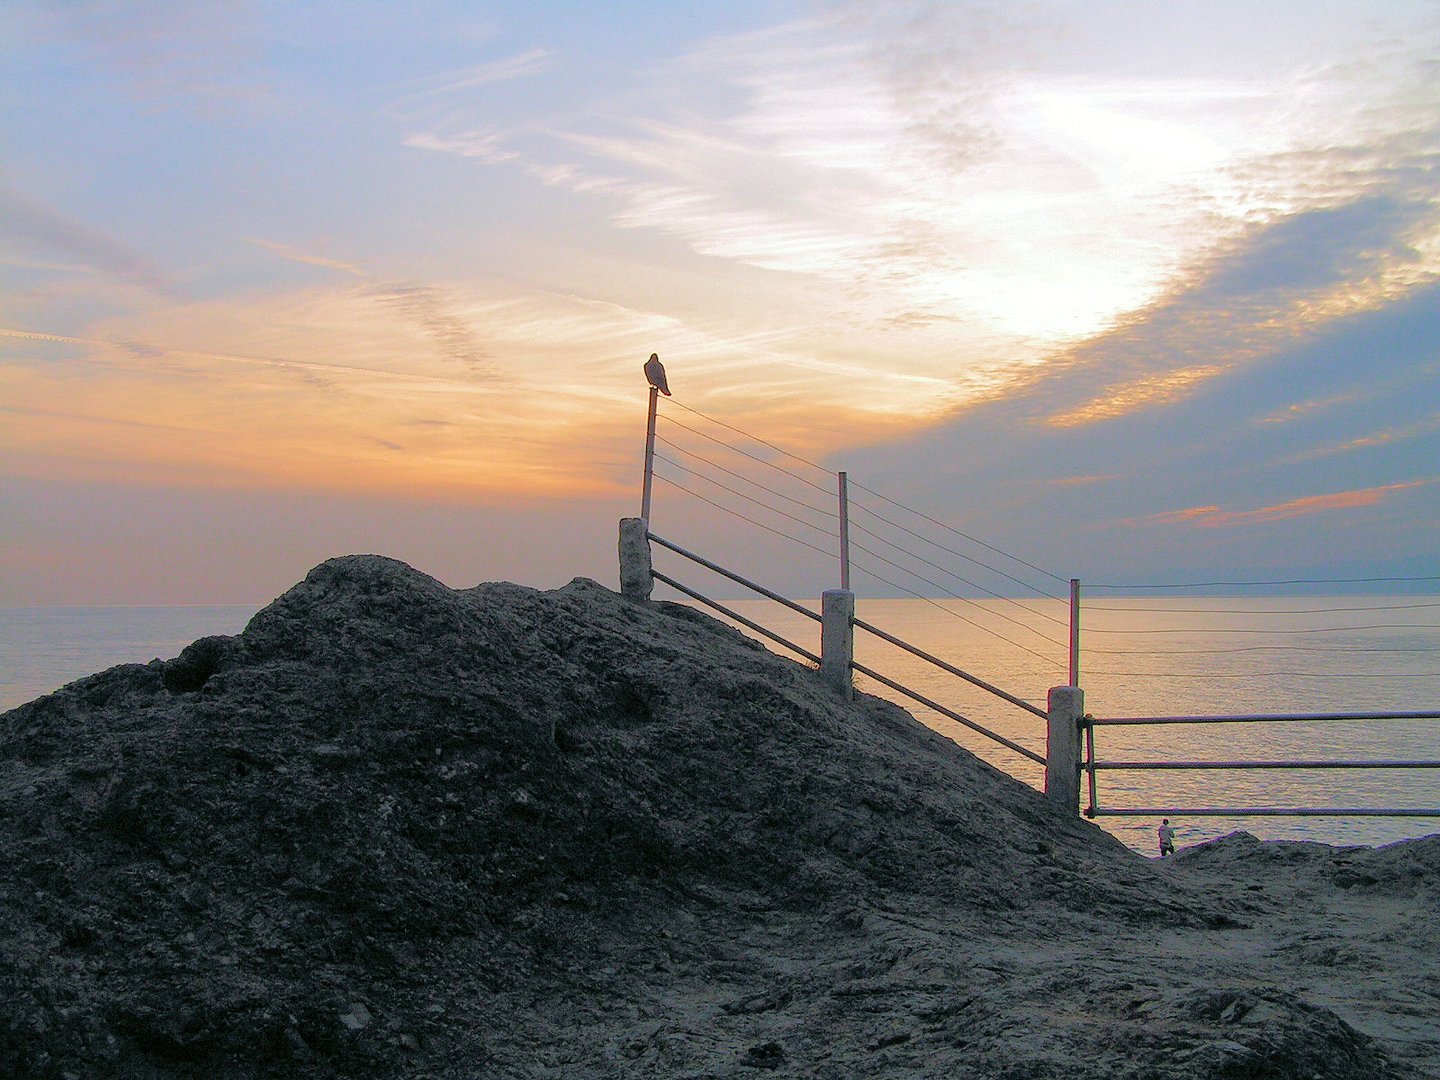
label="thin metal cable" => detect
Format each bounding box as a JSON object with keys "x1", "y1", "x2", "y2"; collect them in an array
[
  {"x1": 661, "y1": 399, "x2": 1070, "y2": 596},
  {"x1": 1084, "y1": 599, "x2": 1440, "y2": 614},
  {"x1": 652, "y1": 473, "x2": 837, "y2": 560},
  {"x1": 847, "y1": 495, "x2": 1066, "y2": 602},
  {"x1": 1085, "y1": 644, "x2": 1440, "y2": 656},
  {"x1": 847, "y1": 548, "x2": 1068, "y2": 659},
  {"x1": 1085, "y1": 623, "x2": 1440, "y2": 635},
  {"x1": 658, "y1": 413, "x2": 836, "y2": 495},
  {"x1": 653, "y1": 454, "x2": 837, "y2": 538},
  {"x1": 1086, "y1": 670, "x2": 1440, "y2": 678},
  {"x1": 848, "y1": 560, "x2": 1064, "y2": 668},
  {"x1": 667, "y1": 397, "x2": 834, "y2": 476},
  {"x1": 848, "y1": 539, "x2": 1067, "y2": 647},
  {"x1": 847, "y1": 517, "x2": 1070, "y2": 626},
  {"x1": 847, "y1": 478, "x2": 1070, "y2": 585},
  {"x1": 1088, "y1": 575, "x2": 1440, "y2": 590},
  {"x1": 654, "y1": 434, "x2": 836, "y2": 518}
]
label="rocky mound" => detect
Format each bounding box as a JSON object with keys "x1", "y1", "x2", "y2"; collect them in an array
[
  {"x1": 1176, "y1": 830, "x2": 1440, "y2": 899},
  {"x1": 0, "y1": 556, "x2": 1424, "y2": 1078}
]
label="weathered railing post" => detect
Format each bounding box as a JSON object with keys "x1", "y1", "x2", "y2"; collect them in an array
[
  {"x1": 618, "y1": 517, "x2": 653, "y2": 600},
  {"x1": 1069, "y1": 578, "x2": 1080, "y2": 686},
  {"x1": 640, "y1": 386, "x2": 659, "y2": 521},
  {"x1": 1046, "y1": 685, "x2": 1084, "y2": 812},
  {"x1": 821, "y1": 589, "x2": 855, "y2": 698}
]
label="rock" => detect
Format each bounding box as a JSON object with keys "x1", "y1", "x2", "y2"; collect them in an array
[
  {"x1": 0, "y1": 555, "x2": 1433, "y2": 1079},
  {"x1": 338, "y1": 1004, "x2": 372, "y2": 1033}
]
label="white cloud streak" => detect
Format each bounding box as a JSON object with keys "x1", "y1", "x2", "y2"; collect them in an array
[
  {"x1": 404, "y1": 48, "x2": 554, "y2": 96},
  {"x1": 403, "y1": 3, "x2": 1438, "y2": 385}
]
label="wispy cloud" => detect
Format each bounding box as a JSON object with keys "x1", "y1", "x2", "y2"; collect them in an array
[
  {"x1": 366, "y1": 283, "x2": 495, "y2": 373},
  {"x1": 398, "y1": 3, "x2": 1439, "y2": 423},
  {"x1": 28, "y1": 0, "x2": 270, "y2": 106},
  {"x1": 1030, "y1": 186, "x2": 1440, "y2": 427},
  {"x1": 1045, "y1": 365, "x2": 1225, "y2": 427},
  {"x1": 1047, "y1": 474, "x2": 1118, "y2": 487},
  {"x1": 1136, "y1": 480, "x2": 1430, "y2": 528},
  {"x1": 0, "y1": 184, "x2": 171, "y2": 294},
  {"x1": 1260, "y1": 392, "x2": 1363, "y2": 424},
  {"x1": 404, "y1": 49, "x2": 554, "y2": 95},
  {"x1": 403, "y1": 129, "x2": 521, "y2": 163},
  {"x1": 246, "y1": 238, "x2": 369, "y2": 278},
  {"x1": 1292, "y1": 414, "x2": 1440, "y2": 460}
]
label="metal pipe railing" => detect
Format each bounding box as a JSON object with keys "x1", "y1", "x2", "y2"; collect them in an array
[
  {"x1": 1093, "y1": 759, "x2": 1440, "y2": 770},
  {"x1": 1084, "y1": 711, "x2": 1440, "y2": 819},
  {"x1": 650, "y1": 570, "x2": 820, "y2": 665},
  {"x1": 1092, "y1": 806, "x2": 1440, "y2": 818},
  {"x1": 648, "y1": 532, "x2": 822, "y2": 622},
  {"x1": 1085, "y1": 717, "x2": 1098, "y2": 814},
  {"x1": 1091, "y1": 710, "x2": 1440, "y2": 726},
  {"x1": 851, "y1": 659, "x2": 1046, "y2": 766},
  {"x1": 647, "y1": 532, "x2": 1047, "y2": 767},
  {"x1": 851, "y1": 616, "x2": 1048, "y2": 720}
]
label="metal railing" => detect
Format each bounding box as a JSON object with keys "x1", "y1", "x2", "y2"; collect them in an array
[
  {"x1": 633, "y1": 384, "x2": 1440, "y2": 825},
  {"x1": 1084, "y1": 710, "x2": 1440, "y2": 818},
  {"x1": 647, "y1": 529, "x2": 1047, "y2": 769}
]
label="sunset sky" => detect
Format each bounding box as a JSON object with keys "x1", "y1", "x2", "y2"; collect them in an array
[{"x1": 3, "y1": 0, "x2": 1438, "y2": 603}]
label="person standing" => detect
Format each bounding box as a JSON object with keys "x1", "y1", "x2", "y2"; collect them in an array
[{"x1": 1157, "y1": 818, "x2": 1176, "y2": 857}]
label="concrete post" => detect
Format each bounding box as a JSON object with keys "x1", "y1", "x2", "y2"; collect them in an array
[
  {"x1": 820, "y1": 589, "x2": 855, "y2": 698},
  {"x1": 1045, "y1": 685, "x2": 1084, "y2": 813},
  {"x1": 618, "y1": 517, "x2": 653, "y2": 600}
]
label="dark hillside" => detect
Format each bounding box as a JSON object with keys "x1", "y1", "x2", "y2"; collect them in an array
[{"x1": 0, "y1": 556, "x2": 1419, "y2": 1078}]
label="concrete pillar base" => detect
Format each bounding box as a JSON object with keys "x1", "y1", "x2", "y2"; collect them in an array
[
  {"x1": 618, "y1": 518, "x2": 653, "y2": 600},
  {"x1": 1046, "y1": 685, "x2": 1084, "y2": 813},
  {"x1": 821, "y1": 589, "x2": 855, "y2": 698}
]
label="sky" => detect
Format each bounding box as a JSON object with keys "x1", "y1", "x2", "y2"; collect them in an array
[{"x1": 2, "y1": 0, "x2": 1438, "y2": 604}]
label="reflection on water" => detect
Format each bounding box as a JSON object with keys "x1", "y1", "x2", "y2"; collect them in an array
[{"x1": 708, "y1": 596, "x2": 1440, "y2": 856}]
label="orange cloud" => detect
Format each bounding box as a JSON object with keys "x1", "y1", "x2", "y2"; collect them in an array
[
  {"x1": 1259, "y1": 392, "x2": 1364, "y2": 424},
  {"x1": 246, "y1": 239, "x2": 369, "y2": 278},
  {"x1": 1045, "y1": 365, "x2": 1225, "y2": 427},
  {"x1": 1047, "y1": 474, "x2": 1118, "y2": 487},
  {"x1": 1135, "y1": 481, "x2": 1430, "y2": 528},
  {"x1": 0, "y1": 273, "x2": 947, "y2": 501},
  {"x1": 1299, "y1": 414, "x2": 1440, "y2": 459}
]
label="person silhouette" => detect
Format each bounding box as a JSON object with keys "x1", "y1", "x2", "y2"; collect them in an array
[{"x1": 1158, "y1": 818, "x2": 1176, "y2": 857}]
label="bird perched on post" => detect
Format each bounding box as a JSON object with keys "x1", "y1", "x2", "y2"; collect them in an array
[{"x1": 644, "y1": 352, "x2": 671, "y2": 396}]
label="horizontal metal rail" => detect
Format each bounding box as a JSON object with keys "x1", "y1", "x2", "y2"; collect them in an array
[
  {"x1": 851, "y1": 660, "x2": 1046, "y2": 766},
  {"x1": 648, "y1": 532, "x2": 822, "y2": 622},
  {"x1": 1094, "y1": 759, "x2": 1440, "y2": 770},
  {"x1": 852, "y1": 616, "x2": 1048, "y2": 720},
  {"x1": 651, "y1": 562, "x2": 1045, "y2": 768},
  {"x1": 1092, "y1": 711, "x2": 1440, "y2": 726},
  {"x1": 651, "y1": 571, "x2": 821, "y2": 666},
  {"x1": 1086, "y1": 711, "x2": 1440, "y2": 820},
  {"x1": 1092, "y1": 807, "x2": 1440, "y2": 818}
]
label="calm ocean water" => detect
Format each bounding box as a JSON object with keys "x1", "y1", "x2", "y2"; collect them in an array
[
  {"x1": 3, "y1": 597, "x2": 1437, "y2": 856},
  {"x1": 0, "y1": 605, "x2": 260, "y2": 714},
  {"x1": 715, "y1": 595, "x2": 1440, "y2": 856}
]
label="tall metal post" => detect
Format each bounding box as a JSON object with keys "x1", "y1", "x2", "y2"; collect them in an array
[
  {"x1": 838, "y1": 471, "x2": 851, "y2": 591},
  {"x1": 1069, "y1": 578, "x2": 1080, "y2": 687},
  {"x1": 640, "y1": 385, "x2": 659, "y2": 521}
]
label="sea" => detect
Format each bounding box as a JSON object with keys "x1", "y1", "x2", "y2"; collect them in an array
[{"x1": 3, "y1": 596, "x2": 1438, "y2": 858}]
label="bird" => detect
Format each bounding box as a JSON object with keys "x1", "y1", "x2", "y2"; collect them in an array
[{"x1": 644, "y1": 352, "x2": 671, "y2": 396}]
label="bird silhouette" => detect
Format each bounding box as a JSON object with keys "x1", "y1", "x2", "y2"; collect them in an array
[{"x1": 644, "y1": 352, "x2": 671, "y2": 396}]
